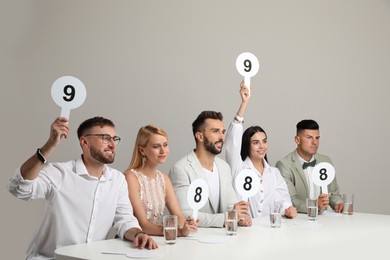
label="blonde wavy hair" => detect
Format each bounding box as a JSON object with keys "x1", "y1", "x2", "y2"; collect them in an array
[{"x1": 127, "y1": 124, "x2": 168, "y2": 171}]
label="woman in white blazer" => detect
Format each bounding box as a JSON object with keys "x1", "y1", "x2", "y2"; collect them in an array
[{"x1": 225, "y1": 82, "x2": 297, "y2": 219}]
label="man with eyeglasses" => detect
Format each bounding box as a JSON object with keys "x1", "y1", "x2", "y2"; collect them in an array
[{"x1": 8, "y1": 116, "x2": 158, "y2": 260}]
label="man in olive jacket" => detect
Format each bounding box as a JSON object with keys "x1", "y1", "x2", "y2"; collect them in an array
[{"x1": 276, "y1": 119, "x2": 343, "y2": 214}]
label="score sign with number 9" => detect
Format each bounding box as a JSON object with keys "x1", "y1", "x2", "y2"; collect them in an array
[
  {"x1": 51, "y1": 76, "x2": 87, "y2": 119},
  {"x1": 236, "y1": 52, "x2": 259, "y2": 96},
  {"x1": 312, "y1": 162, "x2": 335, "y2": 194},
  {"x1": 236, "y1": 52, "x2": 259, "y2": 78}
]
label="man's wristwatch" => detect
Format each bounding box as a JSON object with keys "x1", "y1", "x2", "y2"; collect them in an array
[{"x1": 36, "y1": 148, "x2": 47, "y2": 164}]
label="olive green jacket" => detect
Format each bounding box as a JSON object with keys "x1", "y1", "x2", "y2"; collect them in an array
[{"x1": 276, "y1": 150, "x2": 343, "y2": 213}]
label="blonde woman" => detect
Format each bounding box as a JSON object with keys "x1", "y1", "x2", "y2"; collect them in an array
[{"x1": 124, "y1": 125, "x2": 197, "y2": 236}]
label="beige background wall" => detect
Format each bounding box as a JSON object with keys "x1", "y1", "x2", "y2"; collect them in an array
[{"x1": 1, "y1": 0, "x2": 389, "y2": 258}]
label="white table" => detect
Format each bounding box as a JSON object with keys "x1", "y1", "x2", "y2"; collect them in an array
[{"x1": 55, "y1": 212, "x2": 390, "y2": 260}]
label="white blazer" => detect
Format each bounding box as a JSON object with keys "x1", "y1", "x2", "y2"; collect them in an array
[{"x1": 169, "y1": 150, "x2": 238, "y2": 227}]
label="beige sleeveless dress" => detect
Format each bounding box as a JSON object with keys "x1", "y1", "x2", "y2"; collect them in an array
[{"x1": 131, "y1": 169, "x2": 166, "y2": 225}]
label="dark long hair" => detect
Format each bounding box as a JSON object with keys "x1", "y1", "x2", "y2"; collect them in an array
[{"x1": 241, "y1": 126, "x2": 268, "y2": 162}]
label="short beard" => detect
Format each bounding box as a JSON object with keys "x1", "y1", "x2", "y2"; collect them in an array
[
  {"x1": 204, "y1": 136, "x2": 223, "y2": 155},
  {"x1": 90, "y1": 147, "x2": 115, "y2": 164}
]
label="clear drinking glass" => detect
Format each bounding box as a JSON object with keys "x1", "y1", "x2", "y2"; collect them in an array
[
  {"x1": 224, "y1": 209, "x2": 238, "y2": 235},
  {"x1": 306, "y1": 198, "x2": 318, "y2": 221},
  {"x1": 342, "y1": 194, "x2": 354, "y2": 215},
  {"x1": 163, "y1": 215, "x2": 178, "y2": 244},
  {"x1": 269, "y1": 201, "x2": 283, "y2": 228}
]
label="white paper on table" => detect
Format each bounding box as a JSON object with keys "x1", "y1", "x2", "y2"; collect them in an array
[
  {"x1": 197, "y1": 235, "x2": 232, "y2": 244},
  {"x1": 126, "y1": 248, "x2": 164, "y2": 258},
  {"x1": 291, "y1": 219, "x2": 322, "y2": 227},
  {"x1": 321, "y1": 210, "x2": 343, "y2": 217}
]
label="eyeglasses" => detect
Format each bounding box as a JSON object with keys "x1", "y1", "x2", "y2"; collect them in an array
[{"x1": 83, "y1": 134, "x2": 121, "y2": 145}]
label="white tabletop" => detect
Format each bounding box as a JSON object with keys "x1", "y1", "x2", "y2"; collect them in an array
[{"x1": 55, "y1": 212, "x2": 390, "y2": 260}]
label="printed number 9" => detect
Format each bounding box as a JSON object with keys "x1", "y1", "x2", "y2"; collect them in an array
[
  {"x1": 320, "y1": 168, "x2": 328, "y2": 181},
  {"x1": 194, "y1": 187, "x2": 202, "y2": 203},
  {"x1": 63, "y1": 85, "x2": 75, "y2": 102},
  {"x1": 244, "y1": 59, "x2": 252, "y2": 72}
]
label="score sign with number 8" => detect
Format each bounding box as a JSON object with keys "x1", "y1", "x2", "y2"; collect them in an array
[
  {"x1": 51, "y1": 76, "x2": 87, "y2": 120},
  {"x1": 312, "y1": 162, "x2": 336, "y2": 194},
  {"x1": 187, "y1": 178, "x2": 209, "y2": 220},
  {"x1": 235, "y1": 169, "x2": 260, "y2": 201}
]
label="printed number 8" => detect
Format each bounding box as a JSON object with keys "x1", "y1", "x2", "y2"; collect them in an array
[
  {"x1": 320, "y1": 168, "x2": 328, "y2": 181},
  {"x1": 194, "y1": 187, "x2": 202, "y2": 203},
  {"x1": 243, "y1": 176, "x2": 252, "y2": 191},
  {"x1": 63, "y1": 85, "x2": 75, "y2": 102}
]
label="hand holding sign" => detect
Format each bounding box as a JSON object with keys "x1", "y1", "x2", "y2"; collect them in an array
[
  {"x1": 51, "y1": 76, "x2": 87, "y2": 120},
  {"x1": 187, "y1": 179, "x2": 209, "y2": 220},
  {"x1": 236, "y1": 52, "x2": 259, "y2": 96},
  {"x1": 235, "y1": 169, "x2": 260, "y2": 201},
  {"x1": 312, "y1": 162, "x2": 335, "y2": 194}
]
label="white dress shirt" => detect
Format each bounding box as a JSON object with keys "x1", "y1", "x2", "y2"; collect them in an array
[
  {"x1": 201, "y1": 163, "x2": 220, "y2": 212},
  {"x1": 298, "y1": 156, "x2": 320, "y2": 199},
  {"x1": 8, "y1": 157, "x2": 140, "y2": 260},
  {"x1": 225, "y1": 121, "x2": 293, "y2": 218}
]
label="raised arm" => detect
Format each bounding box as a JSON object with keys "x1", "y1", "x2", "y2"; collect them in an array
[
  {"x1": 225, "y1": 82, "x2": 251, "y2": 179},
  {"x1": 236, "y1": 81, "x2": 251, "y2": 119},
  {"x1": 20, "y1": 117, "x2": 69, "y2": 180}
]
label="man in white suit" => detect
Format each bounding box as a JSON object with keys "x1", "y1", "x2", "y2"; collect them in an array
[{"x1": 169, "y1": 111, "x2": 251, "y2": 227}]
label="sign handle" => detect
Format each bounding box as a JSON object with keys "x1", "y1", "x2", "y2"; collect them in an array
[
  {"x1": 192, "y1": 209, "x2": 199, "y2": 220},
  {"x1": 321, "y1": 185, "x2": 328, "y2": 195},
  {"x1": 244, "y1": 77, "x2": 251, "y2": 96},
  {"x1": 60, "y1": 108, "x2": 70, "y2": 119}
]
